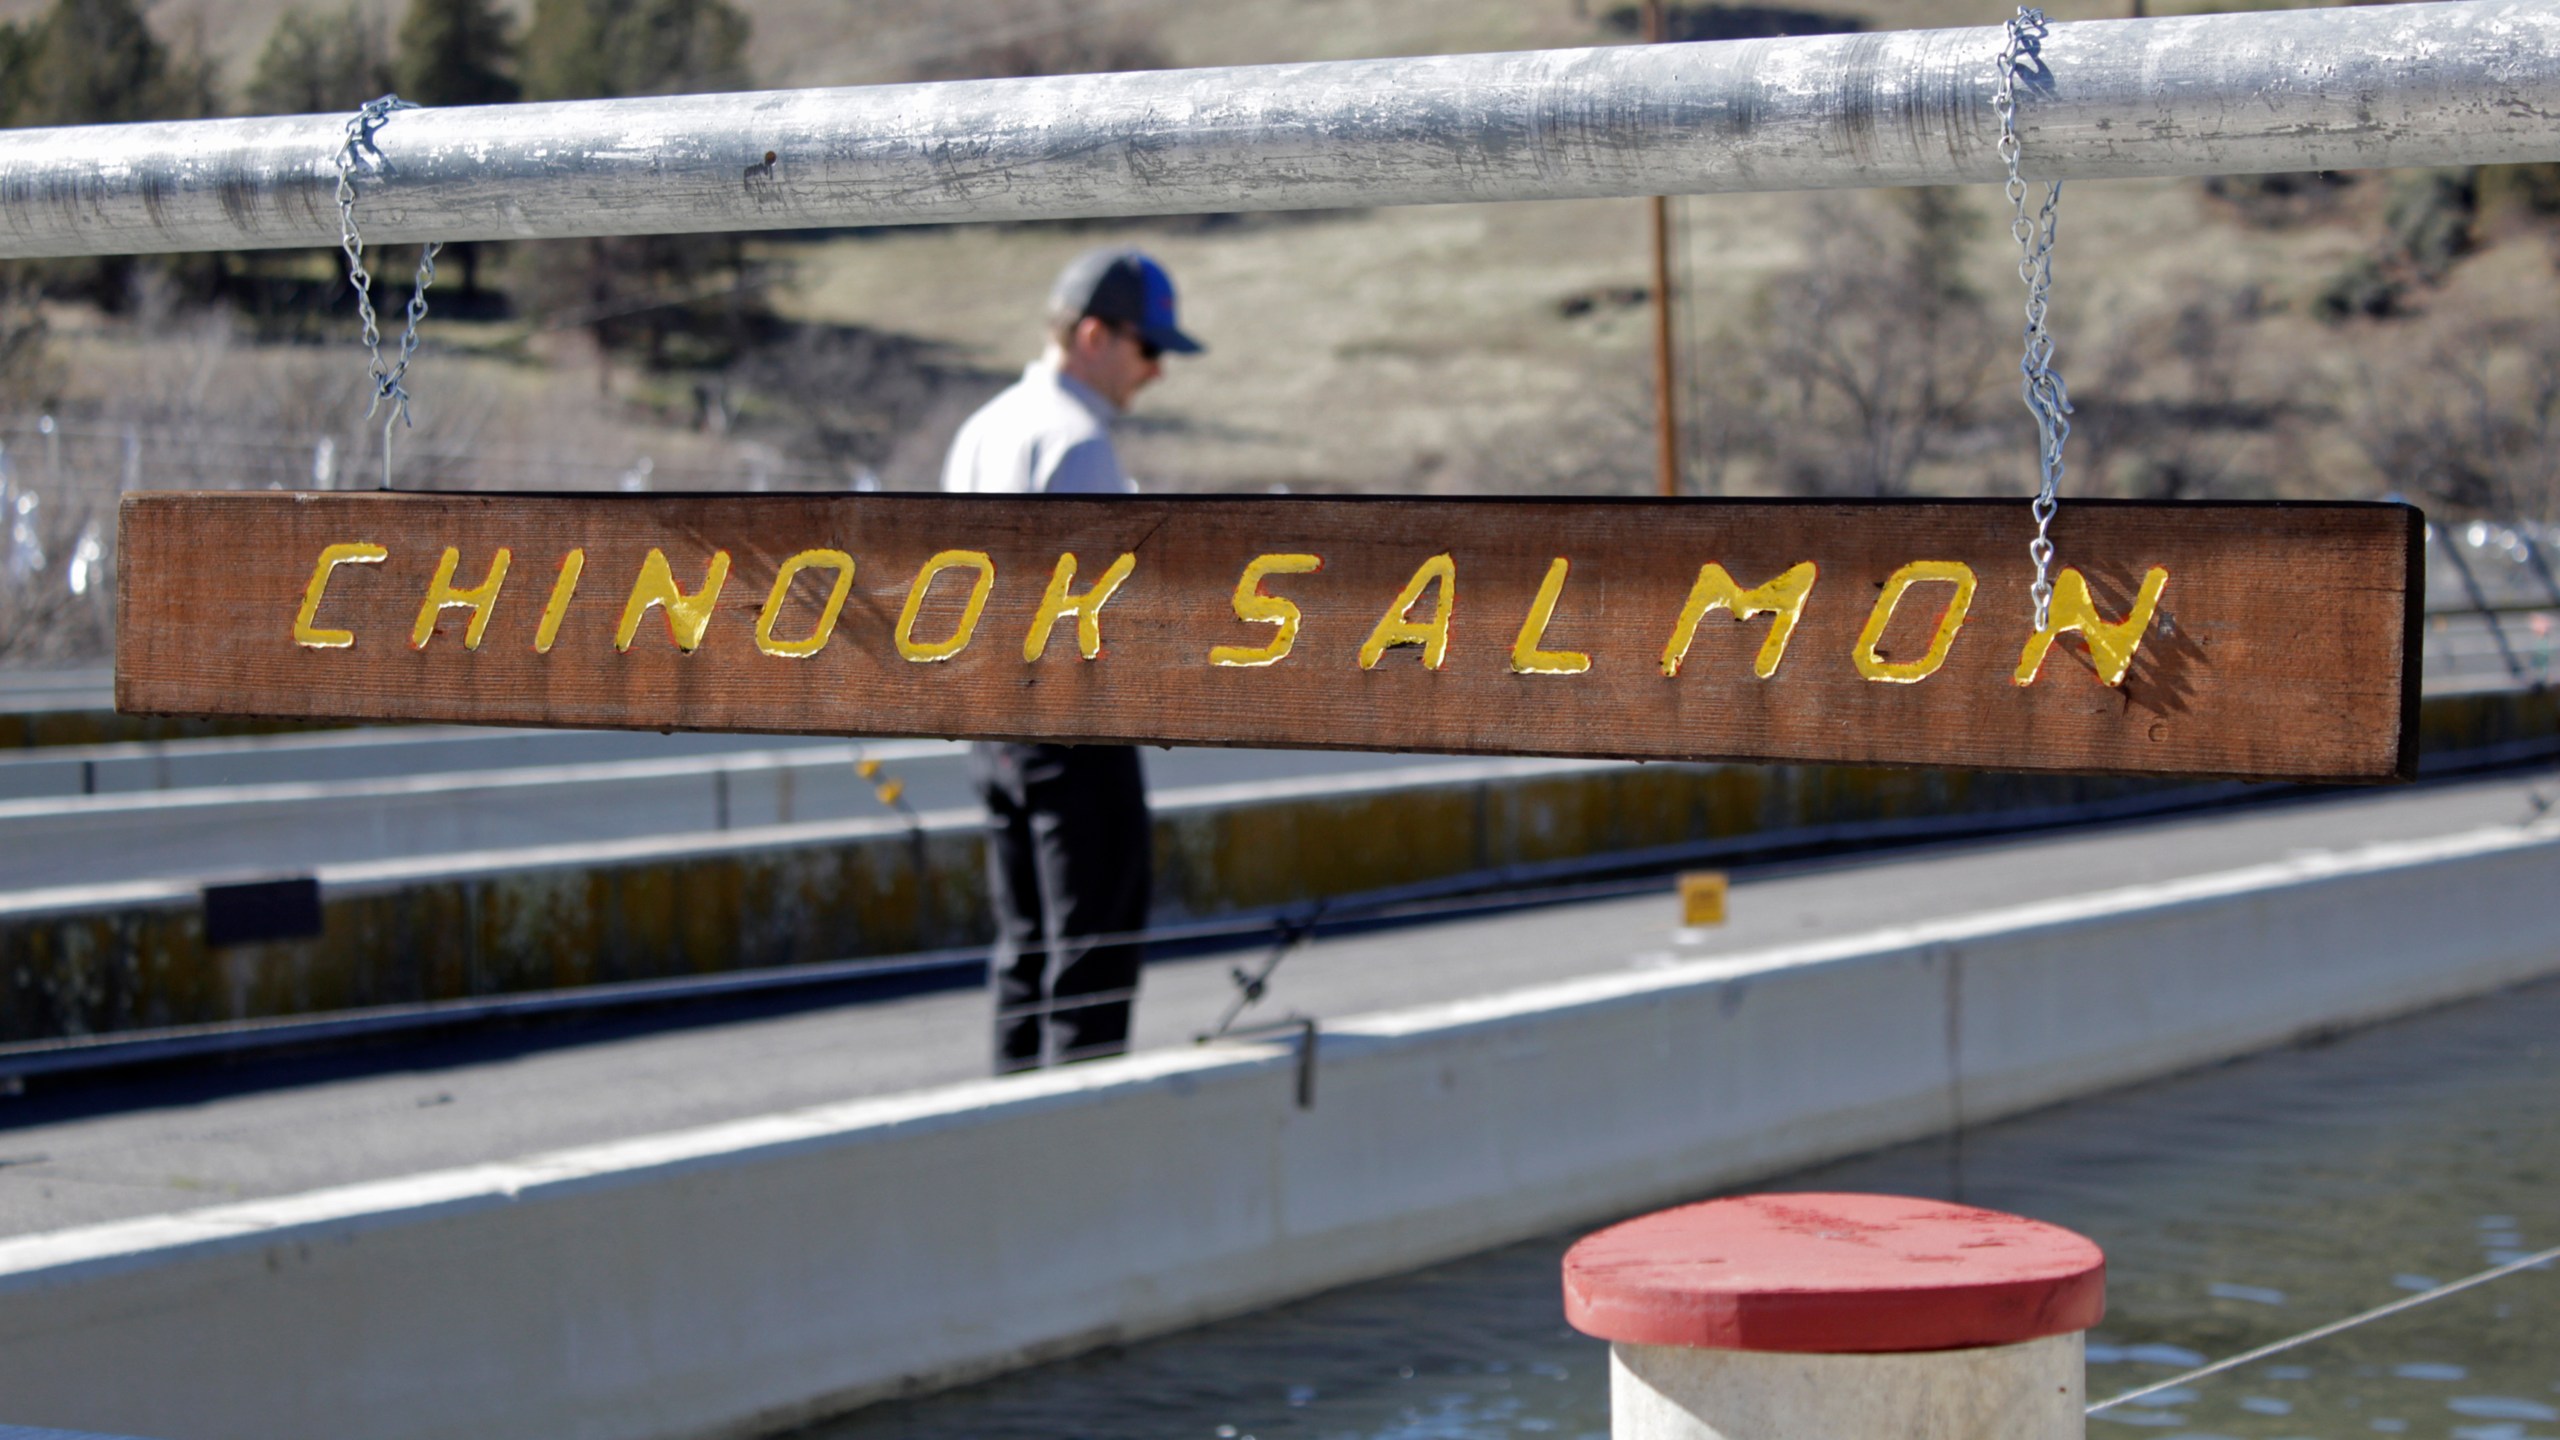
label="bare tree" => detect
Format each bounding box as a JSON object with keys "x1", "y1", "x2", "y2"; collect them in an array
[
  {"x1": 2067, "y1": 285, "x2": 2286, "y2": 503},
  {"x1": 722, "y1": 322, "x2": 1005, "y2": 485},
  {"x1": 0, "y1": 276, "x2": 59, "y2": 416},
  {"x1": 2346, "y1": 317, "x2": 2560, "y2": 521},
  {"x1": 900, "y1": 0, "x2": 1169, "y2": 82},
  {"x1": 1753, "y1": 190, "x2": 2001, "y2": 497},
  {"x1": 0, "y1": 477, "x2": 111, "y2": 664}
]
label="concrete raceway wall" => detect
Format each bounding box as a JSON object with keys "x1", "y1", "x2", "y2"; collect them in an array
[
  {"x1": 0, "y1": 815, "x2": 2555, "y2": 1440},
  {"x1": 6, "y1": 685, "x2": 2555, "y2": 1043}
]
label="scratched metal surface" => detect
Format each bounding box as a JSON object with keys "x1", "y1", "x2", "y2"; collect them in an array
[{"x1": 0, "y1": 3, "x2": 2553, "y2": 256}]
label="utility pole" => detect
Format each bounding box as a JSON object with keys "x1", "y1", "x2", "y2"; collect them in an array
[{"x1": 1645, "y1": 0, "x2": 1681, "y2": 498}]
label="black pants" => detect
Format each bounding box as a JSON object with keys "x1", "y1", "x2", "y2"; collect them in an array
[{"x1": 973, "y1": 742, "x2": 1152, "y2": 1073}]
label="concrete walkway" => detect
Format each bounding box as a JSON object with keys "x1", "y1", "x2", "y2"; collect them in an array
[{"x1": 0, "y1": 765, "x2": 2551, "y2": 1241}]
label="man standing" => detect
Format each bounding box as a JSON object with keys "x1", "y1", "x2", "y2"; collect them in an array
[{"x1": 942, "y1": 246, "x2": 1203, "y2": 1073}]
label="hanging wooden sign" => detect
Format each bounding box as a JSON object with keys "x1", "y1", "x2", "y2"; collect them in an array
[{"x1": 113, "y1": 492, "x2": 2421, "y2": 783}]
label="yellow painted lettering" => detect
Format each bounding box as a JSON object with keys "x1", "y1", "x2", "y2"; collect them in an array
[
  {"x1": 2014, "y1": 566, "x2": 2171, "y2": 687},
  {"x1": 1358, "y1": 554, "x2": 1456, "y2": 671},
  {"x1": 1852, "y1": 560, "x2": 1977, "y2": 683},
  {"x1": 411, "y1": 546, "x2": 511, "y2": 651},
  {"x1": 1660, "y1": 561, "x2": 1817, "y2": 679},
  {"x1": 1510, "y1": 558, "x2": 1591, "y2": 675},
  {"x1": 755, "y1": 548, "x2": 857, "y2": 659},
  {"x1": 1210, "y1": 553, "x2": 1322, "y2": 667},
  {"x1": 293, "y1": 542, "x2": 387, "y2": 649},
  {"x1": 614, "y1": 548, "x2": 732, "y2": 653},
  {"x1": 533, "y1": 549, "x2": 584, "y2": 655},
  {"x1": 1024, "y1": 552, "x2": 1137, "y2": 662},
  {"x1": 895, "y1": 550, "x2": 995, "y2": 663}
]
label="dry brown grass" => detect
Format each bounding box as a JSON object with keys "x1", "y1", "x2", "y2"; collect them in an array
[{"x1": 774, "y1": 155, "x2": 2480, "y2": 503}]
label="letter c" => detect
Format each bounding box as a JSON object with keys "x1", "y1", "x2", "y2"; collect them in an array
[{"x1": 294, "y1": 543, "x2": 388, "y2": 649}]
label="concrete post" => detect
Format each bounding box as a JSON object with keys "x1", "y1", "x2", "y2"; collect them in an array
[{"x1": 1563, "y1": 1192, "x2": 2105, "y2": 1439}]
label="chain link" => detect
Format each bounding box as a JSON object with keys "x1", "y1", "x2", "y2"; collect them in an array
[
  {"x1": 1997, "y1": 7, "x2": 2071, "y2": 633},
  {"x1": 334, "y1": 94, "x2": 442, "y2": 490}
]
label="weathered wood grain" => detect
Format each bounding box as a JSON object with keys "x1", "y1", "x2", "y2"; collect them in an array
[{"x1": 115, "y1": 492, "x2": 2421, "y2": 782}]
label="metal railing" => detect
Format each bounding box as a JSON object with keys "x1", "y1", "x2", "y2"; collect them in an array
[{"x1": 0, "y1": 3, "x2": 2549, "y2": 257}]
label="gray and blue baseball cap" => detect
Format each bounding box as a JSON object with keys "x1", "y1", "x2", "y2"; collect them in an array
[{"x1": 1049, "y1": 246, "x2": 1204, "y2": 355}]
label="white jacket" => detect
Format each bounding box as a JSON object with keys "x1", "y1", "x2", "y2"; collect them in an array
[{"x1": 939, "y1": 361, "x2": 1134, "y2": 495}]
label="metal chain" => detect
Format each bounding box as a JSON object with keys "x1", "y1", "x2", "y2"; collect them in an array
[
  {"x1": 1997, "y1": 7, "x2": 2071, "y2": 633},
  {"x1": 334, "y1": 94, "x2": 442, "y2": 490}
]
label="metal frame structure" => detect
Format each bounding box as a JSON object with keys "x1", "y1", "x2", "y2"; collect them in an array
[{"x1": 0, "y1": 2, "x2": 2552, "y2": 258}]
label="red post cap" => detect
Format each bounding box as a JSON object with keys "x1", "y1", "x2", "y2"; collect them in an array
[{"x1": 1563, "y1": 1192, "x2": 2105, "y2": 1354}]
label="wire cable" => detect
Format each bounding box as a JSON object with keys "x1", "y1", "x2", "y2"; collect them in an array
[{"x1": 2087, "y1": 1242, "x2": 2560, "y2": 1415}]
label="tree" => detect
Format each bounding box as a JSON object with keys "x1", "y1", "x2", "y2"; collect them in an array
[
  {"x1": 18, "y1": 0, "x2": 173, "y2": 127},
  {"x1": 0, "y1": 0, "x2": 219, "y2": 131},
  {"x1": 246, "y1": 5, "x2": 395, "y2": 116},
  {"x1": 0, "y1": 270, "x2": 58, "y2": 411},
  {"x1": 521, "y1": 0, "x2": 748, "y2": 103},
  {"x1": 393, "y1": 0, "x2": 521, "y2": 297},
  {"x1": 518, "y1": 0, "x2": 756, "y2": 369},
  {"x1": 900, "y1": 0, "x2": 1168, "y2": 83},
  {"x1": 232, "y1": 7, "x2": 391, "y2": 328},
  {"x1": 1753, "y1": 188, "x2": 2000, "y2": 497},
  {"x1": 396, "y1": 0, "x2": 519, "y2": 107},
  {"x1": 2347, "y1": 317, "x2": 2560, "y2": 521},
  {"x1": 4, "y1": 0, "x2": 222, "y2": 308},
  {"x1": 0, "y1": 23, "x2": 34, "y2": 127}
]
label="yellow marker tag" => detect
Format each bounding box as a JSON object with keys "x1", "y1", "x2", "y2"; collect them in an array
[
  {"x1": 533, "y1": 549, "x2": 584, "y2": 655},
  {"x1": 412, "y1": 546, "x2": 511, "y2": 651},
  {"x1": 1210, "y1": 553, "x2": 1323, "y2": 667},
  {"x1": 855, "y1": 758, "x2": 881, "y2": 779},
  {"x1": 874, "y1": 778, "x2": 905, "y2": 807},
  {"x1": 755, "y1": 548, "x2": 856, "y2": 659},
  {"x1": 616, "y1": 548, "x2": 732, "y2": 653},
  {"x1": 1358, "y1": 553, "x2": 1456, "y2": 670},
  {"x1": 1024, "y1": 551, "x2": 1138, "y2": 662},
  {"x1": 1679, "y1": 871, "x2": 1728, "y2": 928},
  {"x1": 1510, "y1": 558, "x2": 1592, "y2": 675},
  {"x1": 1853, "y1": 560, "x2": 1977, "y2": 683},
  {"x1": 895, "y1": 550, "x2": 995, "y2": 663},
  {"x1": 293, "y1": 542, "x2": 387, "y2": 649},
  {"x1": 1661, "y1": 562, "x2": 1816, "y2": 679},
  {"x1": 2014, "y1": 566, "x2": 2171, "y2": 687}
]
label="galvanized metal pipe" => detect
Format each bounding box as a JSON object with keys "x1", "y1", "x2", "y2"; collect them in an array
[{"x1": 0, "y1": 1, "x2": 2553, "y2": 258}]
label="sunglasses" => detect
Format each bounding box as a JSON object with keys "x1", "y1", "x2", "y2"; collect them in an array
[{"x1": 1111, "y1": 321, "x2": 1163, "y2": 363}]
